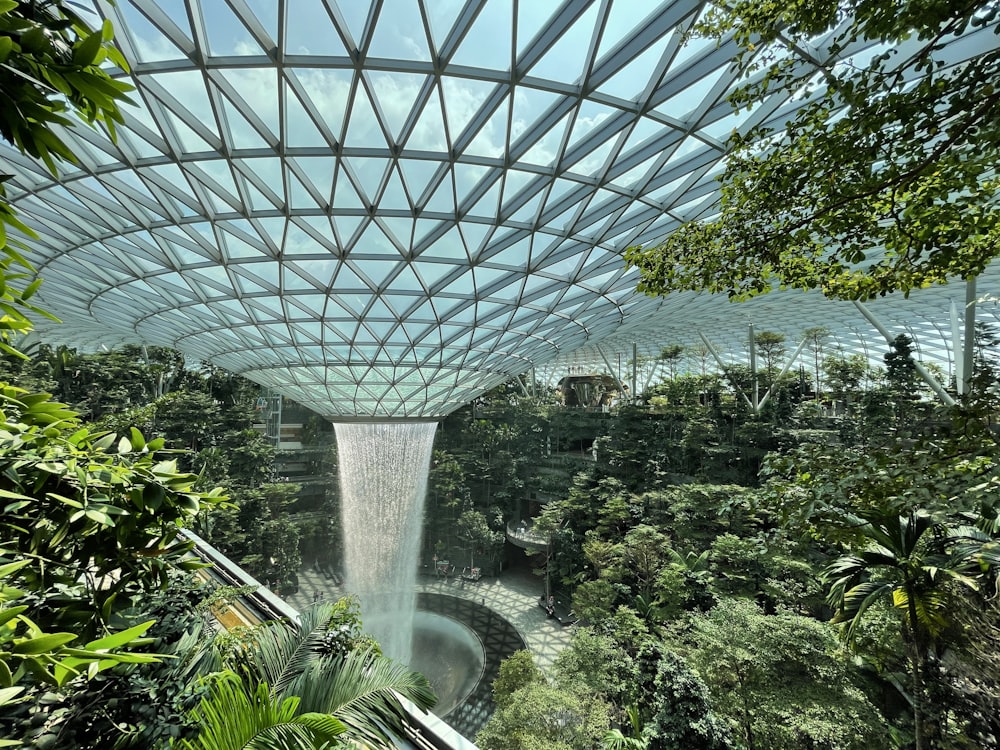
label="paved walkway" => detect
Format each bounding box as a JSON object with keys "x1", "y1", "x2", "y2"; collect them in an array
[{"x1": 284, "y1": 563, "x2": 574, "y2": 673}]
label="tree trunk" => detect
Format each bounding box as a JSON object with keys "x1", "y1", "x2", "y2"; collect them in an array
[{"x1": 906, "y1": 590, "x2": 928, "y2": 750}]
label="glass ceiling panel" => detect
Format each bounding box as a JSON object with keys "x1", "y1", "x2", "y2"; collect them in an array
[{"x1": 6, "y1": 0, "x2": 991, "y2": 419}]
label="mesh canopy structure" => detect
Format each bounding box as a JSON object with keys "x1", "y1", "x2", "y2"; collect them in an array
[{"x1": 1, "y1": 1, "x2": 998, "y2": 417}]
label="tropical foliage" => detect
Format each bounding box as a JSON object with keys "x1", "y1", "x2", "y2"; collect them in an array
[
  {"x1": 624, "y1": 1, "x2": 1000, "y2": 300},
  {"x1": 180, "y1": 601, "x2": 436, "y2": 750}
]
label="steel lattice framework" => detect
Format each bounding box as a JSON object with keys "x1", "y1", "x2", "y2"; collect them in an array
[{"x1": 2, "y1": 0, "x2": 998, "y2": 417}]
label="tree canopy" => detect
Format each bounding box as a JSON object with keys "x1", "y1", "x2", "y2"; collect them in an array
[{"x1": 625, "y1": 0, "x2": 1000, "y2": 301}]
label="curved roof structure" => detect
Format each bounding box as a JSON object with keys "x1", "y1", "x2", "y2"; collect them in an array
[{"x1": 2, "y1": 1, "x2": 998, "y2": 417}]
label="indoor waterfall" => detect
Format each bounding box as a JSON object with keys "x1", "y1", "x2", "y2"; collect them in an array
[{"x1": 334, "y1": 421, "x2": 437, "y2": 663}]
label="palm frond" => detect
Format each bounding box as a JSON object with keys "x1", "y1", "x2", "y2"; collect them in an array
[
  {"x1": 248, "y1": 603, "x2": 338, "y2": 698},
  {"x1": 293, "y1": 648, "x2": 436, "y2": 748},
  {"x1": 839, "y1": 580, "x2": 893, "y2": 642},
  {"x1": 181, "y1": 674, "x2": 345, "y2": 750}
]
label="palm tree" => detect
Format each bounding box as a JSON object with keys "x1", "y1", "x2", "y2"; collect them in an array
[
  {"x1": 180, "y1": 602, "x2": 436, "y2": 750},
  {"x1": 824, "y1": 510, "x2": 995, "y2": 750}
]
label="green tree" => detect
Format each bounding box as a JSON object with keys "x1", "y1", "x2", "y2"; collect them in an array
[
  {"x1": 657, "y1": 345, "x2": 684, "y2": 381},
  {"x1": 456, "y1": 508, "x2": 504, "y2": 572},
  {"x1": 823, "y1": 353, "x2": 868, "y2": 416},
  {"x1": 0, "y1": 385, "x2": 224, "y2": 640},
  {"x1": 753, "y1": 331, "x2": 786, "y2": 384},
  {"x1": 624, "y1": 2, "x2": 1000, "y2": 301},
  {"x1": 476, "y1": 680, "x2": 611, "y2": 750},
  {"x1": 685, "y1": 599, "x2": 887, "y2": 750},
  {"x1": 492, "y1": 649, "x2": 544, "y2": 710},
  {"x1": 825, "y1": 510, "x2": 997, "y2": 750},
  {"x1": 180, "y1": 602, "x2": 435, "y2": 750},
  {"x1": 803, "y1": 326, "x2": 831, "y2": 400}
]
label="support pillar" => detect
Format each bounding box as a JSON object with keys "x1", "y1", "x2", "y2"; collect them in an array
[
  {"x1": 631, "y1": 342, "x2": 638, "y2": 404},
  {"x1": 758, "y1": 335, "x2": 808, "y2": 410},
  {"x1": 698, "y1": 333, "x2": 755, "y2": 411},
  {"x1": 853, "y1": 301, "x2": 956, "y2": 406},
  {"x1": 963, "y1": 277, "x2": 977, "y2": 394},
  {"x1": 595, "y1": 344, "x2": 629, "y2": 397}
]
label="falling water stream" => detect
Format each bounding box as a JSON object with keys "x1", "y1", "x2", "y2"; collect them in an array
[{"x1": 334, "y1": 421, "x2": 436, "y2": 664}]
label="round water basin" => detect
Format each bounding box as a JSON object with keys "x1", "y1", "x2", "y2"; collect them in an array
[{"x1": 409, "y1": 610, "x2": 486, "y2": 717}]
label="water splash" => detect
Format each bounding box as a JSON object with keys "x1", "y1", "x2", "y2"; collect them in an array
[{"x1": 334, "y1": 421, "x2": 436, "y2": 663}]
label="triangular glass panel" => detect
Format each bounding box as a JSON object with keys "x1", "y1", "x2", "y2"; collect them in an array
[
  {"x1": 509, "y1": 86, "x2": 561, "y2": 145},
  {"x1": 595, "y1": 1, "x2": 650, "y2": 60},
  {"x1": 458, "y1": 221, "x2": 492, "y2": 259},
  {"x1": 333, "y1": 214, "x2": 366, "y2": 247},
  {"x1": 285, "y1": 0, "x2": 346, "y2": 54},
  {"x1": 345, "y1": 85, "x2": 389, "y2": 149},
  {"x1": 332, "y1": 263, "x2": 368, "y2": 296},
  {"x1": 472, "y1": 264, "x2": 513, "y2": 292},
  {"x1": 219, "y1": 96, "x2": 271, "y2": 149},
  {"x1": 285, "y1": 83, "x2": 330, "y2": 148},
  {"x1": 450, "y1": 0, "x2": 513, "y2": 71},
  {"x1": 413, "y1": 217, "x2": 446, "y2": 248},
  {"x1": 643, "y1": 172, "x2": 690, "y2": 207},
  {"x1": 618, "y1": 115, "x2": 666, "y2": 159},
  {"x1": 610, "y1": 152, "x2": 661, "y2": 192},
  {"x1": 378, "y1": 169, "x2": 410, "y2": 212},
  {"x1": 484, "y1": 234, "x2": 531, "y2": 268},
  {"x1": 368, "y1": 3, "x2": 430, "y2": 61},
  {"x1": 203, "y1": 1, "x2": 267, "y2": 56},
  {"x1": 515, "y1": 4, "x2": 556, "y2": 59},
  {"x1": 525, "y1": 3, "x2": 597, "y2": 84},
  {"x1": 296, "y1": 68, "x2": 353, "y2": 139},
  {"x1": 399, "y1": 158, "x2": 443, "y2": 204},
  {"x1": 366, "y1": 296, "x2": 399, "y2": 321},
  {"x1": 424, "y1": 225, "x2": 468, "y2": 261},
  {"x1": 409, "y1": 93, "x2": 448, "y2": 153},
  {"x1": 352, "y1": 222, "x2": 401, "y2": 257},
  {"x1": 698, "y1": 109, "x2": 743, "y2": 142},
  {"x1": 391, "y1": 264, "x2": 425, "y2": 294},
  {"x1": 464, "y1": 93, "x2": 510, "y2": 159},
  {"x1": 519, "y1": 110, "x2": 572, "y2": 167},
  {"x1": 542, "y1": 176, "x2": 585, "y2": 210},
  {"x1": 253, "y1": 216, "x2": 285, "y2": 258},
  {"x1": 565, "y1": 135, "x2": 616, "y2": 178},
  {"x1": 244, "y1": 0, "x2": 279, "y2": 42},
  {"x1": 292, "y1": 157, "x2": 337, "y2": 200},
  {"x1": 566, "y1": 102, "x2": 620, "y2": 155},
  {"x1": 506, "y1": 190, "x2": 544, "y2": 224},
  {"x1": 283, "y1": 220, "x2": 323, "y2": 256},
  {"x1": 244, "y1": 180, "x2": 280, "y2": 212},
  {"x1": 288, "y1": 170, "x2": 323, "y2": 211},
  {"x1": 596, "y1": 36, "x2": 670, "y2": 101},
  {"x1": 343, "y1": 157, "x2": 388, "y2": 203},
  {"x1": 368, "y1": 71, "x2": 428, "y2": 141},
  {"x1": 415, "y1": 259, "x2": 456, "y2": 290},
  {"x1": 218, "y1": 68, "x2": 279, "y2": 136},
  {"x1": 353, "y1": 258, "x2": 399, "y2": 289},
  {"x1": 152, "y1": 68, "x2": 214, "y2": 118},
  {"x1": 117, "y1": 2, "x2": 191, "y2": 63},
  {"x1": 441, "y1": 76, "x2": 496, "y2": 144},
  {"x1": 424, "y1": 1, "x2": 463, "y2": 50},
  {"x1": 282, "y1": 264, "x2": 318, "y2": 291},
  {"x1": 333, "y1": 169, "x2": 366, "y2": 212},
  {"x1": 293, "y1": 258, "x2": 338, "y2": 287},
  {"x1": 467, "y1": 177, "x2": 501, "y2": 220},
  {"x1": 421, "y1": 172, "x2": 455, "y2": 214},
  {"x1": 333, "y1": 0, "x2": 370, "y2": 47},
  {"x1": 406, "y1": 297, "x2": 436, "y2": 323},
  {"x1": 653, "y1": 63, "x2": 729, "y2": 121},
  {"x1": 379, "y1": 216, "x2": 414, "y2": 250},
  {"x1": 500, "y1": 168, "x2": 534, "y2": 207}
]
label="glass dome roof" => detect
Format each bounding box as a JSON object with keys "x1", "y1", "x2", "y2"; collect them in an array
[{"x1": 1, "y1": 0, "x2": 997, "y2": 417}]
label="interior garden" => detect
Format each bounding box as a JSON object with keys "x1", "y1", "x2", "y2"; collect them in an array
[{"x1": 0, "y1": 1, "x2": 998, "y2": 750}]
